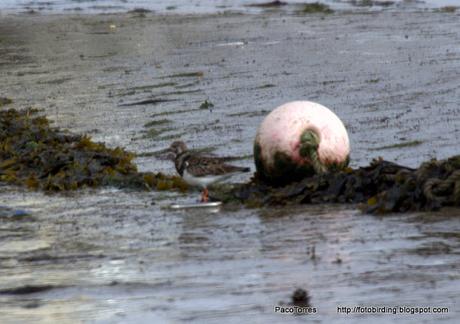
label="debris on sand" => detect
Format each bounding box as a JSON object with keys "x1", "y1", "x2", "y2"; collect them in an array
[
  {"x1": 246, "y1": 1, "x2": 288, "y2": 8},
  {"x1": 349, "y1": 0, "x2": 395, "y2": 7},
  {"x1": 291, "y1": 288, "x2": 311, "y2": 307},
  {"x1": 0, "y1": 205, "x2": 29, "y2": 218},
  {"x1": 128, "y1": 8, "x2": 153, "y2": 18},
  {"x1": 436, "y1": 6, "x2": 458, "y2": 13},
  {"x1": 128, "y1": 8, "x2": 152, "y2": 14},
  {"x1": 299, "y1": 3, "x2": 334, "y2": 14},
  {"x1": 199, "y1": 100, "x2": 214, "y2": 110},
  {"x1": 0, "y1": 97, "x2": 13, "y2": 107},
  {"x1": 0, "y1": 285, "x2": 55, "y2": 295},
  {"x1": 0, "y1": 108, "x2": 187, "y2": 192},
  {"x1": 277, "y1": 288, "x2": 314, "y2": 315}
]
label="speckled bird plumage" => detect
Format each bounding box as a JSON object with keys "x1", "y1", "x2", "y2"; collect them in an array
[{"x1": 168, "y1": 141, "x2": 250, "y2": 201}]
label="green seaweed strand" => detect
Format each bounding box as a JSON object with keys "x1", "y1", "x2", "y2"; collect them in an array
[{"x1": 299, "y1": 129, "x2": 327, "y2": 174}]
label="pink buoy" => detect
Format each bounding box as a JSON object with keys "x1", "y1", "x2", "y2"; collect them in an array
[{"x1": 254, "y1": 101, "x2": 350, "y2": 185}]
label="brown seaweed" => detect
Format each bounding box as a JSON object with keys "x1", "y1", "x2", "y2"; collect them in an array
[
  {"x1": 217, "y1": 156, "x2": 460, "y2": 214},
  {"x1": 3, "y1": 108, "x2": 460, "y2": 214},
  {"x1": 0, "y1": 108, "x2": 187, "y2": 192}
]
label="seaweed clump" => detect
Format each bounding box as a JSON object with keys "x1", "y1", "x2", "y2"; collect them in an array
[
  {"x1": 0, "y1": 108, "x2": 187, "y2": 192},
  {"x1": 220, "y1": 156, "x2": 460, "y2": 214},
  {"x1": 436, "y1": 6, "x2": 458, "y2": 13},
  {"x1": 291, "y1": 288, "x2": 311, "y2": 307},
  {"x1": 0, "y1": 97, "x2": 13, "y2": 107},
  {"x1": 246, "y1": 1, "x2": 287, "y2": 8},
  {"x1": 300, "y1": 2, "x2": 334, "y2": 14}
]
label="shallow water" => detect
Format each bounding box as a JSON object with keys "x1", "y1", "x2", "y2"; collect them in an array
[
  {"x1": 0, "y1": 9, "x2": 459, "y2": 324},
  {"x1": 0, "y1": 0, "x2": 459, "y2": 14},
  {"x1": 1, "y1": 187, "x2": 459, "y2": 323}
]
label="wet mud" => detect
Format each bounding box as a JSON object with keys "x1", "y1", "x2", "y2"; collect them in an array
[{"x1": 0, "y1": 9, "x2": 459, "y2": 323}]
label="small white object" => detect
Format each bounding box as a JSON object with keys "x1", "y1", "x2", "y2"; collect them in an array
[
  {"x1": 169, "y1": 201, "x2": 222, "y2": 210},
  {"x1": 215, "y1": 41, "x2": 245, "y2": 47}
]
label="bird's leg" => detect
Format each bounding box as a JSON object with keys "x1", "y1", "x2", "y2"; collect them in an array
[{"x1": 200, "y1": 188, "x2": 209, "y2": 203}]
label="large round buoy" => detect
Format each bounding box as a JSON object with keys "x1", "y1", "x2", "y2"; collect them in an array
[{"x1": 254, "y1": 101, "x2": 350, "y2": 185}]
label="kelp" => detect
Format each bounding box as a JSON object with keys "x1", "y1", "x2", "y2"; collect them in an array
[
  {"x1": 3, "y1": 107, "x2": 460, "y2": 214},
  {"x1": 0, "y1": 108, "x2": 187, "y2": 192},
  {"x1": 0, "y1": 97, "x2": 13, "y2": 107},
  {"x1": 300, "y1": 2, "x2": 334, "y2": 14},
  {"x1": 218, "y1": 156, "x2": 460, "y2": 214}
]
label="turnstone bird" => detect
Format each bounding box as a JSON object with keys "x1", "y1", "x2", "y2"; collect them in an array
[{"x1": 168, "y1": 141, "x2": 250, "y2": 202}]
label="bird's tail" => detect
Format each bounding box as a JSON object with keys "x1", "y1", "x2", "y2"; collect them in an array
[{"x1": 216, "y1": 168, "x2": 250, "y2": 182}]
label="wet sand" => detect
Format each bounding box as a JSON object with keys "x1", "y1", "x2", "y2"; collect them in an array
[{"x1": 0, "y1": 9, "x2": 459, "y2": 323}]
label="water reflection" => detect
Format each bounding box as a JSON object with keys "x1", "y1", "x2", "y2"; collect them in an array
[{"x1": 0, "y1": 177, "x2": 459, "y2": 323}]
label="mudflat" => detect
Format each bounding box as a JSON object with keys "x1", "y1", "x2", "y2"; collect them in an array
[{"x1": 0, "y1": 10, "x2": 459, "y2": 323}]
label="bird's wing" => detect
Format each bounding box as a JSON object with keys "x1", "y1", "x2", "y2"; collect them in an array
[{"x1": 186, "y1": 155, "x2": 248, "y2": 176}]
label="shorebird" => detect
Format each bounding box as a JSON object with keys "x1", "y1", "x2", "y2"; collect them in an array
[{"x1": 168, "y1": 141, "x2": 250, "y2": 202}]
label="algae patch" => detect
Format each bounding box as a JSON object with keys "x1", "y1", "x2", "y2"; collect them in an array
[
  {"x1": 199, "y1": 100, "x2": 214, "y2": 110},
  {"x1": 371, "y1": 140, "x2": 423, "y2": 151},
  {"x1": 0, "y1": 97, "x2": 13, "y2": 107},
  {"x1": 255, "y1": 84, "x2": 276, "y2": 89},
  {"x1": 299, "y1": 3, "x2": 333, "y2": 14},
  {"x1": 349, "y1": 0, "x2": 394, "y2": 7},
  {"x1": 0, "y1": 108, "x2": 187, "y2": 192},
  {"x1": 162, "y1": 71, "x2": 204, "y2": 79},
  {"x1": 366, "y1": 78, "x2": 380, "y2": 84},
  {"x1": 246, "y1": 1, "x2": 287, "y2": 8},
  {"x1": 215, "y1": 155, "x2": 460, "y2": 214},
  {"x1": 436, "y1": 6, "x2": 458, "y2": 13},
  {"x1": 144, "y1": 119, "x2": 172, "y2": 128}
]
